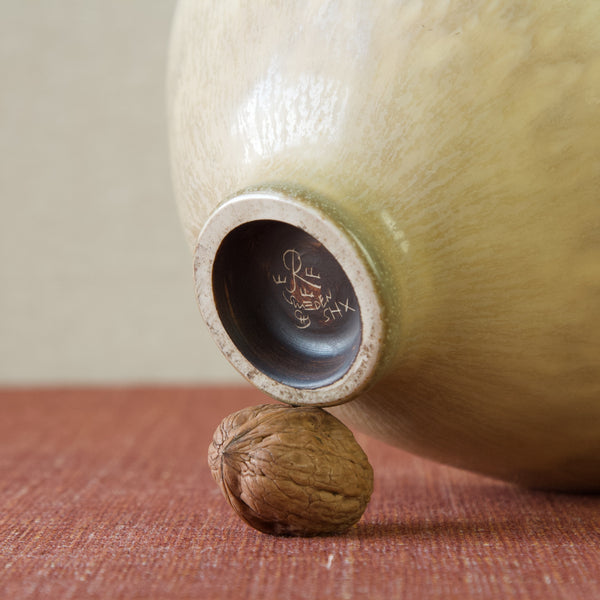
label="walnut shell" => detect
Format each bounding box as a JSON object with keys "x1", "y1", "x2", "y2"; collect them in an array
[{"x1": 208, "y1": 404, "x2": 373, "y2": 536}]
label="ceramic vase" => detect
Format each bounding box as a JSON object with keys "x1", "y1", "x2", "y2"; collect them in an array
[{"x1": 168, "y1": 0, "x2": 600, "y2": 490}]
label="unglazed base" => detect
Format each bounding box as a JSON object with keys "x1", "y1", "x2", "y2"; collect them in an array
[{"x1": 194, "y1": 187, "x2": 385, "y2": 405}]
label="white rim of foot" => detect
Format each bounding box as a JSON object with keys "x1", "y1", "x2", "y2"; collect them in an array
[{"x1": 194, "y1": 187, "x2": 384, "y2": 406}]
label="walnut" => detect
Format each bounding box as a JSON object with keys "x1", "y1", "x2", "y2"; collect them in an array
[{"x1": 208, "y1": 404, "x2": 373, "y2": 536}]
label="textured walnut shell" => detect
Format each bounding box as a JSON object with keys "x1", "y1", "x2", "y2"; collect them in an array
[{"x1": 208, "y1": 404, "x2": 373, "y2": 536}]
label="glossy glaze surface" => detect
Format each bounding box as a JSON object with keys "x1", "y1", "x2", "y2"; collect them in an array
[{"x1": 168, "y1": 1, "x2": 600, "y2": 489}]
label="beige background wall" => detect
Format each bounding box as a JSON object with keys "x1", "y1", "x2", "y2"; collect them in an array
[{"x1": 0, "y1": 1, "x2": 240, "y2": 385}]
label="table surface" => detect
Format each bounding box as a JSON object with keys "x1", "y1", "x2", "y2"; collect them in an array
[{"x1": 1, "y1": 387, "x2": 599, "y2": 600}]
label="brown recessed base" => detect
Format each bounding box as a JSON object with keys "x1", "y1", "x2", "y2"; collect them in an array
[
  {"x1": 212, "y1": 220, "x2": 361, "y2": 389},
  {"x1": 194, "y1": 187, "x2": 383, "y2": 406}
]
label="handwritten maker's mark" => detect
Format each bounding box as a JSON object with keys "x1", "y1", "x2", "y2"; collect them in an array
[{"x1": 273, "y1": 249, "x2": 355, "y2": 329}]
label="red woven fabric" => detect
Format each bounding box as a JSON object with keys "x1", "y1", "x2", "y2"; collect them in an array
[{"x1": 1, "y1": 387, "x2": 599, "y2": 599}]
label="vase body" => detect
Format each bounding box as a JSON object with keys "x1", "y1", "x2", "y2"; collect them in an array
[{"x1": 168, "y1": 0, "x2": 600, "y2": 490}]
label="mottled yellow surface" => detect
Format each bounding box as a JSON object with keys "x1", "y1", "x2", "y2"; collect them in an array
[{"x1": 168, "y1": 1, "x2": 600, "y2": 489}]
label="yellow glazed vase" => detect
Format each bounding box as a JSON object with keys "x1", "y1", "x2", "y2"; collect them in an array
[{"x1": 168, "y1": 1, "x2": 600, "y2": 490}]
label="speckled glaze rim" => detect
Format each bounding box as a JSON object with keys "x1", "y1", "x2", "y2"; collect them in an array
[{"x1": 194, "y1": 187, "x2": 384, "y2": 406}]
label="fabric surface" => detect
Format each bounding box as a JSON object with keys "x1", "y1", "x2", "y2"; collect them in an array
[{"x1": 1, "y1": 387, "x2": 599, "y2": 599}]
